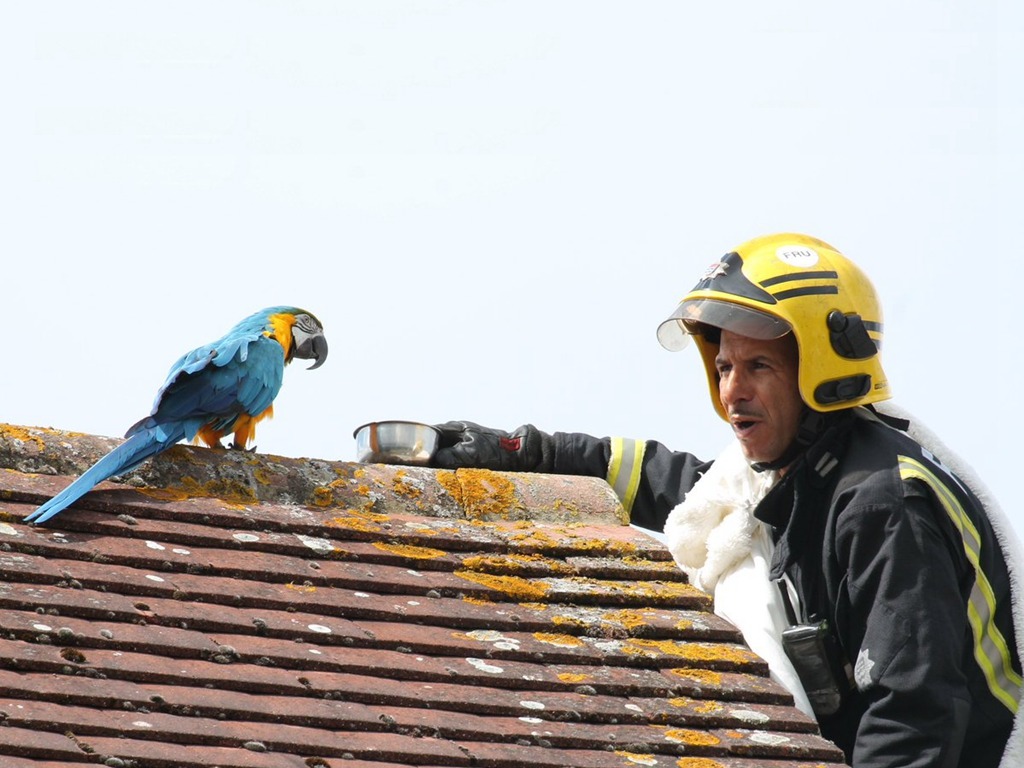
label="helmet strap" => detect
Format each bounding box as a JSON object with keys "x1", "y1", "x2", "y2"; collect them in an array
[
  {"x1": 864, "y1": 403, "x2": 910, "y2": 432},
  {"x1": 749, "y1": 408, "x2": 831, "y2": 473}
]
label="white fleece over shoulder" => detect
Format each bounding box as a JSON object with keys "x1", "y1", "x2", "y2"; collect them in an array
[{"x1": 662, "y1": 440, "x2": 814, "y2": 717}]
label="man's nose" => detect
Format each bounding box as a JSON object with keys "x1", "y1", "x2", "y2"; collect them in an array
[{"x1": 720, "y1": 370, "x2": 749, "y2": 407}]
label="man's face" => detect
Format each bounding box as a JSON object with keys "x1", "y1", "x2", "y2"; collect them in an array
[{"x1": 715, "y1": 330, "x2": 804, "y2": 466}]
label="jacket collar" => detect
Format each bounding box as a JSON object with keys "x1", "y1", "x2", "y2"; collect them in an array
[{"x1": 754, "y1": 410, "x2": 856, "y2": 581}]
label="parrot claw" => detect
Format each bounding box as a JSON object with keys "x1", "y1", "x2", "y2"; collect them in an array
[{"x1": 229, "y1": 442, "x2": 257, "y2": 452}]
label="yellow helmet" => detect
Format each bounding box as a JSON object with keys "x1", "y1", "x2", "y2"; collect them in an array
[{"x1": 657, "y1": 232, "x2": 891, "y2": 420}]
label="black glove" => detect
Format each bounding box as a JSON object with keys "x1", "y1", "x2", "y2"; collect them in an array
[{"x1": 432, "y1": 421, "x2": 553, "y2": 472}]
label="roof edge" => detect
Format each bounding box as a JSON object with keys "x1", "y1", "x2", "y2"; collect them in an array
[{"x1": 0, "y1": 423, "x2": 629, "y2": 526}]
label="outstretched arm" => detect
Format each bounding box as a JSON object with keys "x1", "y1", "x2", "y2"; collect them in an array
[{"x1": 432, "y1": 421, "x2": 710, "y2": 531}]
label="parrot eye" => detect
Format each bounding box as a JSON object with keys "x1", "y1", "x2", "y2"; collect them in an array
[{"x1": 294, "y1": 313, "x2": 322, "y2": 334}]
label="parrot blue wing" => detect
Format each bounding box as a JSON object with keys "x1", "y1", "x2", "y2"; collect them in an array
[
  {"x1": 146, "y1": 336, "x2": 285, "y2": 435},
  {"x1": 127, "y1": 312, "x2": 286, "y2": 439}
]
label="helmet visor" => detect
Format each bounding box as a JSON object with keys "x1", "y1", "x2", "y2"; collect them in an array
[{"x1": 657, "y1": 298, "x2": 792, "y2": 351}]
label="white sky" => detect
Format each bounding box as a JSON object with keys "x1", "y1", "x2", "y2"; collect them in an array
[{"x1": 3, "y1": 2, "x2": 1021, "y2": 534}]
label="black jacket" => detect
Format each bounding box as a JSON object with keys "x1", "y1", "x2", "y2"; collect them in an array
[{"x1": 546, "y1": 411, "x2": 1020, "y2": 767}]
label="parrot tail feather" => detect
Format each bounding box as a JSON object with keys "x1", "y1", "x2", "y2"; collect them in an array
[{"x1": 25, "y1": 427, "x2": 183, "y2": 525}]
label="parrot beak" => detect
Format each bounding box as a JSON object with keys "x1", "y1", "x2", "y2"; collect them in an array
[{"x1": 295, "y1": 333, "x2": 329, "y2": 370}]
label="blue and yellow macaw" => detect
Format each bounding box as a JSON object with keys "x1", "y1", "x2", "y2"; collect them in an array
[{"x1": 26, "y1": 307, "x2": 328, "y2": 525}]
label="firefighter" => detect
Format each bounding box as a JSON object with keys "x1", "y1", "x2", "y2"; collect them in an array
[{"x1": 431, "y1": 232, "x2": 1022, "y2": 767}]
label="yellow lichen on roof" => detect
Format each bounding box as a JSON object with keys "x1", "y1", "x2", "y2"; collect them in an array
[
  {"x1": 613, "y1": 751, "x2": 658, "y2": 767},
  {"x1": 142, "y1": 475, "x2": 258, "y2": 505},
  {"x1": 453, "y1": 570, "x2": 550, "y2": 601},
  {"x1": 435, "y1": 470, "x2": 461, "y2": 502},
  {"x1": 668, "y1": 697, "x2": 724, "y2": 715},
  {"x1": 0, "y1": 425, "x2": 49, "y2": 451},
  {"x1": 551, "y1": 608, "x2": 652, "y2": 637},
  {"x1": 373, "y1": 542, "x2": 446, "y2": 560},
  {"x1": 674, "y1": 643, "x2": 759, "y2": 664},
  {"x1": 551, "y1": 614, "x2": 587, "y2": 631},
  {"x1": 519, "y1": 602, "x2": 550, "y2": 612},
  {"x1": 391, "y1": 471, "x2": 423, "y2": 500},
  {"x1": 557, "y1": 672, "x2": 590, "y2": 684},
  {"x1": 601, "y1": 608, "x2": 659, "y2": 631},
  {"x1": 663, "y1": 728, "x2": 721, "y2": 747},
  {"x1": 622, "y1": 638, "x2": 691, "y2": 659},
  {"x1": 623, "y1": 639, "x2": 758, "y2": 665},
  {"x1": 462, "y1": 552, "x2": 539, "y2": 568},
  {"x1": 326, "y1": 517, "x2": 380, "y2": 533},
  {"x1": 460, "y1": 552, "x2": 574, "y2": 575},
  {"x1": 621, "y1": 554, "x2": 679, "y2": 571},
  {"x1": 437, "y1": 468, "x2": 524, "y2": 519},
  {"x1": 675, "y1": 759, "x2": 728, "y2": 768},
  {"x1": 552, "y1": 535, "x2": 639, "y2": 555},
  {"x1": 667, "y1": 668, "x2": 723, "y2": 686},
  {"x1": 693, "y1": 699, "x2": 724, "y2": 714},
  {"x1": 618, "y1": 580, "x2": 702, "y2": 600},
  {"x1": 550, "y1": 497, "x2": 581, "y2": 514},
  {"x1": 500, "y1": 526, "x2": 642, "y2": 556},
  {"x1": 310, "y1": 475, "x2": 366, "y2": 508},
  {"x1": 326, "y1": 507, "x2": 390, "y2": 534},
  {"x1": 559, "y1": 577, "x2": 703, "y2": 605},
  {"x1": 505, "y1": 528, "x2": 563, "y2": 549},
  {"x1": 311, "y1": 486, "x2": 334, "y2": 507},
  {"x1": 532, "y1": 632, "x2": 584, "y2": 648}
]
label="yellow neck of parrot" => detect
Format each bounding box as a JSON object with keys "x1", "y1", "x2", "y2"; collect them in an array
[{"x1": 265, "y1": 313, "x2": 297, "y2": 362}]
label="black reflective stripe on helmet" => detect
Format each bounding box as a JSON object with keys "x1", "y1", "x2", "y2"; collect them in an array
[
  {"x1": 760, "y1": 270, "x2": 840, "y2": 287},
  {"x1": 760, "y1": 270, "x2": 840, "y2": 301},
  {"x1": 773, "y1": 285, "x2": 840, "y2": 301}
]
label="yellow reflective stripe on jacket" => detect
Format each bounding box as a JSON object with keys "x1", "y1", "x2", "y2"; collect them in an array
[
  {"x1": 607, "y1": 437, "x2": 646, "y2": 515},
  {"x1": 899, "y1": 455, "x2": 1022, "y2": 713}
]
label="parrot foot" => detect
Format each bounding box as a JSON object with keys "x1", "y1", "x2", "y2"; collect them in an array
[{"x1": 229, "y1": 442, "x2": 257, "y2": 452}]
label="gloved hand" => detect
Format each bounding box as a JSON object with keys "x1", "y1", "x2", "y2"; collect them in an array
[{"x1": 432, "y1": 421, "x2": 553, "y2": 472}]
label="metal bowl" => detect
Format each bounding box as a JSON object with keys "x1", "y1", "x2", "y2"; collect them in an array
[{"x1": 353, "y1": 421, "x2": 440, "y2": 466}]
